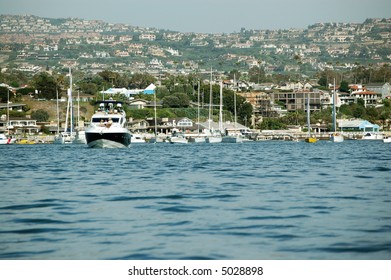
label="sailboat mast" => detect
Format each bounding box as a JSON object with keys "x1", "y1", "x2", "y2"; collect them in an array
[
  {"x1": 197, "y1": 80, "x2": 200, "y2": 136},
  {"x1": 56, "y1": 88, "x2": 60, "y2": 135},
  {"x1": 219, "y1": 80, "x2": 223, "y2": 132},
  {"x1": 307, "y1": 93, "x2": 311, "y2": 137},
  {"x1": 65, "y1": 90, "x2": 70, "y2": 133},
  {"x1": 154, "y1": 90, "x2": 157, "y2": 138},
  {"x1": 69, "y1": 67, "x2": 73, "y2": 135},
  {"x1": 77, "y1": 89, "x2": 80, "y2": 129},
  {"x1": 233, "y1": 74, "x2": 237, "y2": 130},
  {"x1": 332, "y1": 78, "x2": 337, "y2": 133},
  {"x1": 208, "y1": 68, "x2": 212, "y2": 130},
  {"x1": 7, "y1": 88, "x2": 10, "y2": 136}
]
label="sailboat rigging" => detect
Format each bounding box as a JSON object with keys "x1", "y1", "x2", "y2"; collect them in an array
[
  {"x1": 54, "y1": 67, "x2": 76, "y2": 144},
  {"x1": 330, "y1": 78, "x2": 344, "y2": 142},
  {"x1": 305, "y1": 92, "x2": 317, "y2": 143}
]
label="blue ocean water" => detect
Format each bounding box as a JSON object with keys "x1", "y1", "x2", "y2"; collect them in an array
[{"x1": 0, "y1": 141, "x2": 390, "y2": 260}]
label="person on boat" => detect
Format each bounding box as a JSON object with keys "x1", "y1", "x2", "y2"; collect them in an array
[{"x1": 106, "y1": 118, "x2": 113, "y2": 128}]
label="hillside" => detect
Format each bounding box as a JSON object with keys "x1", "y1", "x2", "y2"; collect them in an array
[
  {"x1": 0, "y1": 15, "x2": 390, "y2": 76},
  {"x1": 22, "y1": 96, "x2": 94, "y2": 122}
]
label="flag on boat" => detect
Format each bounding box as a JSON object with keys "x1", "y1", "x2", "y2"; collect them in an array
[{"x1": 144, "y1": 83, "x2": 156, "y2": 94}]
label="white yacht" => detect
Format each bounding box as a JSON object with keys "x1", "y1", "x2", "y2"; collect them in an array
[
  {"x1": 0, "y1": 133, "x2": 16, "y2": 145},
  {"x1": 169, "y1": 131, "x2": 188, "y2": 144},
  {"x1": 85, "y1": 101, "x2": 131, "y2": 148},
  {"x1": 130, "y1": 133, "x2": 146, "y2": 143},
  {"x1": 54, "y1": 132, "x2": 76, "y2": 144},
  {"x1": 72, "y1": 129, "x2": 87, "y2": 144},
  {"x1": 222, "y1": 133, "x2": 243, "y2": 143},
  {"x1": 362, "y1": 132, "x2": 383, "y2": 140}
]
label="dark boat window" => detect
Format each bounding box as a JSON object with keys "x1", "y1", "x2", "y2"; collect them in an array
[{"x1": 92, "y1": 118, "x2": 120, "y2": 123}]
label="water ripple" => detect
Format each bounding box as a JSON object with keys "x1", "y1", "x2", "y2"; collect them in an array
[{"x1": 1, "y1": 141, "x2": 390, "y2": 260}]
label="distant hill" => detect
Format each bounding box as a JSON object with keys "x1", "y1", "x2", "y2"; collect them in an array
[{"x1": 0, "y1": 15, "x2": 390, "y2": 75}]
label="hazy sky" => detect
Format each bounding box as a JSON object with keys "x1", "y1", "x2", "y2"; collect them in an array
[{"x1": 1, "y1": 0, "x2": 390, "y2": 33}]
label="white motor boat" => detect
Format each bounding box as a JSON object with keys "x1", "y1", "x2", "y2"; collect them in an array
[
  {"x1": 85, "y1": 101, "x2": 131, "y2": 148},
  {"x1": 188, "y1": 136, "x2": 206, "y2": 143},
  {"x1": 330, "y1": 133, "x2": 344, "y2": 143},
  {"x1": 53, "y1": 131, "x2": 76, "y2": 144},
  {"x1": 72, "y1": 129, "x2": 87, "y2": 144},
  {"x1": 130, "y1": 133, "x2": 146, "y2": 143},
  {"x1": 222, "y1": 134, "x2": 243, "y2": 143},
  {"x1": 0, "y1": 133, "x2": 16, "y2": 145},
  {"x1": 362, "y1": 132, "x2": 384, "y2": 140},
  {"x1": 169, "y1": 131, "x2": 188, "y2": 144}
]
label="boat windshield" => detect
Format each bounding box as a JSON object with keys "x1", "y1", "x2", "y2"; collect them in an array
[{"x1": 92, "y1": 117, "x2": 120, "y2": 123}]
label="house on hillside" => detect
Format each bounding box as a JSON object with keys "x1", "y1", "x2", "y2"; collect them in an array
[
  {"x1": 128, "y1": 99, "x2": 149, "y2": 109},
  {"x1": 351, "y1": 91, "x2": 381, "y2": 107},
  {"x1": 365, "y1": 83, "x2": 391, "y2": 99}
]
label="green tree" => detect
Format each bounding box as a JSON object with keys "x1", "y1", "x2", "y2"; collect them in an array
[
  {"x1": 16, "y1": 87, "x2": 35, "y2": 96},
  {"x1": 31, "y1": 109, "x2": 50, "y2": 122},
  {"x1": 129, "y1": 73, "x2": 156, "y2": 89},
  {"x1": 352, "y1": 105, "x2": 366, "y2": 119},
  {"x1": 31, "y1": 72, "x2": 58, "y2": 100},
  {"x1": 0, "y1": 86, "x2": 9, "y2": 102},
  {"x1": 248, "y1": 66, "x2": 265, "y2": 83},
  {"x1": 162, "y1": 93, "x2": 190, "y2": 108},
  {"x1": 339, "y1": 80, "x2": 349, "y2": 93},
  {"x1": 259, "y1": 117, "x2": 287, "y2": 130}
]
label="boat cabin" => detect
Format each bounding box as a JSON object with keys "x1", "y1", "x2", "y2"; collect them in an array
[
  {"x1": 91, "y1": 100, "x2": 127, "y2": 127},
  {"x1": 95, "y1": 100, "x2": 124, "y2": 114}
]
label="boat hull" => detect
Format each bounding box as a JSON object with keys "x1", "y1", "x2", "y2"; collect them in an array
[
  {"x1": 222, "y1": 136, "x2": 243, "y2": 143},
  {"x1": 362, "y1": 133, "x2": 383, "y2": 140},
  {"x1": 305, "y1": 137, "x2": 317, "y2": 143},
  {"x1": 85, "y1": 131, "x2": 130, "y2": 148},
  {"x1": 169, "y1": 137, "x2": 188, "y2": 144},
  {"x1": 130, "y1": 134, "x2": 146, "y2": 143},
  {"x1": 188, "y1": 137, "x2": 205, "y2": 143},
  {"x1": 330, "y1": 133, "x2": 344, "y2": 143},
  {"x1": 205, "y1": 136, "x2": 222, "y2": 143},
  {"x1": 0, "y1": 134, "x2": 16, "y2": 145},
  {"x1": 73, "y1": 131, "x2": 87, "y2": 144}
]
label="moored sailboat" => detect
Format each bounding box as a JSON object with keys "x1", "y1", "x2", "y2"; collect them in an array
[
  {"x1": 330, "y1": 79, "x2": 344, "y2": 143},
  {"x1": 205, "y1": 70, "x2": 222, "y2": 143},
  {"x1": 305, "y1": 93, "x2": 317, "y2": 143},
  {"x1": 189, "y1": 80, "x2": 205, "y2": 143},
  {"x1": 54, "y1": 67, "x2": 76, "y2": 144},
  {"x1": 0, "y1": 88, "x2": 16, "y2": 145},
  {"x1": 222, "y1": 75, "x2": 242, "y2": 143}
]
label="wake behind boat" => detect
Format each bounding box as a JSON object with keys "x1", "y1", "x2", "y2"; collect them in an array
[{"x1": 85, "y1": 100, "x2": 130, "y2": 148}]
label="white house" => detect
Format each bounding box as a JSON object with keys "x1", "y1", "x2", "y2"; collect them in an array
[
  {"x1": 365, "y1": 83, "x2": 391, "y2": 99},
  {"x1": 100, "y1": 88, "x2": 143, "y2": 99}
]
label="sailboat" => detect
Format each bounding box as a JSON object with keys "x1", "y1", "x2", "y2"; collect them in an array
[
  {"x1": 305, "y1": 93, "x2": 317, "y2": 143},
  {"x1": 189, "y1": 80, "x2": 205, "y2": 143},
  {"x1": 148, "y1": 83, "x2": 163, "y2": 143},
  {"x1": 0, "y1": 88, "x2": 16, "y2": 145},
  {"x1": 54, "y1": 67, "x2": 76, "y2": 144},
  {"x1": 73, "y1": 89, "x2": 87, "y2": 144},
  {"x1": 330, "y1": 79, "x2": 344, "y2": 142},
  {"x1": 205, "y1": 73, "x2": 222, "y2": 143},
  {"x1": 222, "y1": 75, "x2": 242, "y2": 143}
]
